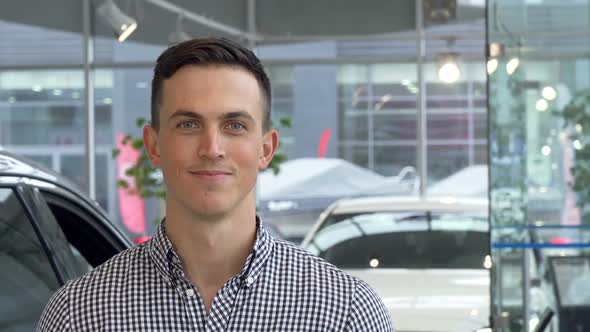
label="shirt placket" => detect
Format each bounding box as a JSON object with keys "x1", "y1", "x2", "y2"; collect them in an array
[
  {"x1": 205, "y1": 276, "x2": 242, "y2": 332},
  {"x1": 172, "y1": 267, "x2": 208, "y2": 330}
]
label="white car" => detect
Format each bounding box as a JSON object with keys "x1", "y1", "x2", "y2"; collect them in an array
[{"x1": 301, "y1": 196, "x2": 490, "y2": 332}]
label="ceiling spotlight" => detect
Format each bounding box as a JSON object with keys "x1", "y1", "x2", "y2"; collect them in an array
[
  {"x1": 168, "y1": 13, "x2": 192, "y2": 45},
  {"x1": 437, "y1": 53, "x2": 461, "y2": 84},
  {"x1": 506, "y1": 57, "x2": 520, "y2": 75},
  {"x1": 97, "y1": 0, "x2": 138, "y2": 43},
  {"x1": 542, "y1": 86, "x2": 557, "y2": 100},
  {"x1": 487, "y1": 58, "x2": 498, "y2": 75}
]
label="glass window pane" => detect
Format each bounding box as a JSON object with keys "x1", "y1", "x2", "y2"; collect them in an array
[
  {"x1": 427, "y1": 113, "x2": 469, "y2": 140},
  {"x1": 0, "y1": 20, "x2": 82, "y2": 65},
  {"x1": 474, "y1": 113, "x2": 487, "y2": 139},
  {"x1": 373, "y1": 113, "x2": 417, "y2": 141},
  {"x1": 426, "y1": 82, "x2": 468, "y2": 96},
  {"x1": 0, "y1": 70, "x2": 85, "y2": 146},
  {"x1": 374, "y1": 146, "x2": 417, "y2": 177},
  {"x1": 59, "y1": 154, "x2": 110, "y2": 219},
  {"x1": 427, "y1": 145, "x2": 469, "y2": 183},
  {"x1": 339, "y1": 106, "x2": 368, "y2": 141},
  {"x1": 0, "y1": 187, "x2": 59, "y2": 330},
  {"x1": 338, "y1": 145, "x2": 368, "y2": 169}
]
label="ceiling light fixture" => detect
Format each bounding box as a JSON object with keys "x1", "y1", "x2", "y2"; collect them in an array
[
  {"x1": 97, "y1": 0, "x2": 138, "y2": 43},
  {"x1": 437, "y1": 53, "x2": 461, "y2": 84}
]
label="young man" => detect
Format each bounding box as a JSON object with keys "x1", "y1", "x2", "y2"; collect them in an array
[{"x1": 38, "y1": 38, "x2": 393, "y2": 331}]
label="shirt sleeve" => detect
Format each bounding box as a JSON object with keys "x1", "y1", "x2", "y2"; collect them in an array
[
  {"x1": 345, "y1": 278, "x2": 394, "y2": 332},
  {"x1": 36, "y1": 283, "x2": 70, "y2": 332}
]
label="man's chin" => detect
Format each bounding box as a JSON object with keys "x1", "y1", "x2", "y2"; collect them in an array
[{"x1": 188, "y1": 202, "x2": 233, "y2": 221}]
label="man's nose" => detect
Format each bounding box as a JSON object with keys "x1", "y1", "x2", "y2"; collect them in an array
[{"x1": 197, "y1": 128, "x2": 225, "y2": 160}]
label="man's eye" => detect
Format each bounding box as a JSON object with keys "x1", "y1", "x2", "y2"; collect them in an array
[
  {"x1": 227, "y1": 122, "x2": 245, "y2": 131},
  {"x1": 179, "y1": 121, "x2": 197, "y2": 129}
]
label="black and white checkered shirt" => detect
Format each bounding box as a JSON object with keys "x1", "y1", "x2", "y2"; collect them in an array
[{"x1": 37, "y1": 219, "x2": 394, "y2": 331}]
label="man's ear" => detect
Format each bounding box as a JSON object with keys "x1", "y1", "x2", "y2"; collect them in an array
[
  {"x1": 259, "y1": 129, "x2": 279, "y2": 170},
  {"x1": 143, "y1": 125, "x2": 161, "y2": 168}
]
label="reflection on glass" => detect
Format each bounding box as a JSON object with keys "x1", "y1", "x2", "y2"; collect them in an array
[
  {"x1": 552, "y1": 257, "x2": 590, "y2": 307},
  {"x1": 0, "y1": 188, "x2": 59, "y2": 331},
  {"x1": 488, "y1": 0, "x2": 590, "y2": 329}
]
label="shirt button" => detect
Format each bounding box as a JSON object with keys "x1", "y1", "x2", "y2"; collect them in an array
[
  {"x1": 185, "y1": 289, "x2": 195, "y2": 297},
  {"x1": 246, "y1": 276, "x2": 254, "y2": 286}
]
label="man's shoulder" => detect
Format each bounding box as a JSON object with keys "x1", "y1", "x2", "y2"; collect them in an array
[
  {"x1": 37, "y1": 244, "x2": 150, "y2": 331},
  {"x1": 269, "y1": 238, "x2": 393, "y2": 330},
  {"x1": 270, "y1": 238, "x2": 358, "y2": 285},
  {"x1": 67, "y1": 242, "x2": 150, "y2": 291}
]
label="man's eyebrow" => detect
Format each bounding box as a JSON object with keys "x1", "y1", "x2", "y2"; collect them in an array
[
  {"x1": 222, "y1": 111, "x2": 256, "y2": 122},
  {"x1": 167, "y1": 109, "x2": 256, "y2": 124},
  {"x1": 167, "y1": 110, "x2": 204, "y2": 123}
]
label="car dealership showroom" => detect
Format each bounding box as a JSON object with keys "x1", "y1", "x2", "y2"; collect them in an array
[{"x1": 2, "y1": 0, "x2": 590, "y2": 331}]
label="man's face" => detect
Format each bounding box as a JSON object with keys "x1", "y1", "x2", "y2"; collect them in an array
[{"x1": 144, "y1": 65, "x2": 278, "y2": 220}]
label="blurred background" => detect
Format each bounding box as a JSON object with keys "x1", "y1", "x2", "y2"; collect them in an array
[{"x1": 1, "y1": 0, "x2": 590, "y2": 331}]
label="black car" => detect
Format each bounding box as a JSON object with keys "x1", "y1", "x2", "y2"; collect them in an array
[{"x1": 0, "y1": 150, "x2": 131, "y2": 331}]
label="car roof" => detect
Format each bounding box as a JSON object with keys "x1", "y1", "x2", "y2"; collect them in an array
[
  {"x1": 329, "y1": 195, "x2": 488, "y2": 215},
  {"x1": 0, "y1": 149, "x2": 73, "y2": 183},
  {"x1": 0, "y1": 149, "x2": 103, "y2": 210}
]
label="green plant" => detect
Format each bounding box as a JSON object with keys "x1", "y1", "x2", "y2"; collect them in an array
[
  {"x1": 112, "y1": 116, "x2": 292, "y2": 201},
  {"x1": 559, "y1": 89, "x2": 590, "y2": 221}
]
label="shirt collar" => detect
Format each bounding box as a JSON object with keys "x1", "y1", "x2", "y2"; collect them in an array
[{"x1": 148, "y1": 216, "x2": 274, "y2": 288}]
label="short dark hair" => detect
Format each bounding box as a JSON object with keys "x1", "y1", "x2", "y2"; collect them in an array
[{"x1": 151, "y1": 38, "x2": 272, "y2": 131}]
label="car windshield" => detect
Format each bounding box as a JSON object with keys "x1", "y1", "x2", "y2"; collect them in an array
[{"x1": 307, "y1": 210, "x2": 489, "y2": 269}]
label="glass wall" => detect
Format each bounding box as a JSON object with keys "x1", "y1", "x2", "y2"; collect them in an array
[
  {"x1": 1, "y1": 1, "x2": 487, "y2": 244},
  {"x1": 488, "y1": 0, "x2": 590, "y2": 331}
]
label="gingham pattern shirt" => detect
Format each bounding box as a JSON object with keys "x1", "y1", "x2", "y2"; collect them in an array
[{"x1": 37, "y1": 219, "x2": 393, "y2": 331}]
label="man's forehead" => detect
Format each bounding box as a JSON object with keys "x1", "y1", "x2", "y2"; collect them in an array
[{"x1": 159, "y1": 66, "x2": 264, "y2": 113}]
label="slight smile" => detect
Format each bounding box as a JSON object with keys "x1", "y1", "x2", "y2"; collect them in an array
[{"x1": 188, "y1": 170, "x2": 232, "y2": 182}]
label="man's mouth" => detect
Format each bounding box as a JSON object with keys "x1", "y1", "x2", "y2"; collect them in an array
[{"x1": 188, "y1": 170, "x2": 232, "y2": 181}]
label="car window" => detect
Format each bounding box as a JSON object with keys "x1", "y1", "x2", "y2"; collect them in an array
[
  {"x1": 309, "y1": 210, "x2": 489, "y2": 269},
  {"x1": 41, "y1": 191, "x2": 127, "y2": 268},
  {"x1": 26, "y1": 187, "x2": 92, "y2": 279},
  {"x1": 0, "y1": 187, "x2": 60, "y2": 332}
]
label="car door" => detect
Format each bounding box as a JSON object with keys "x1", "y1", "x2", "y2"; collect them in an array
[
  {"x1": 0, "y1": 185, "x2": 62, "y2": 332},
  {"x1": 0, "y1": 183, "x2": 131, "y2": 331},
  {"x1": 23, "y1": 184, "x2": 131, "y2": 276}
]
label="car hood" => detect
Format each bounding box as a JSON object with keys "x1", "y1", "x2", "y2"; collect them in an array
[{"x1": 346, "y1": 268, "x2": 490, "y2": 332}]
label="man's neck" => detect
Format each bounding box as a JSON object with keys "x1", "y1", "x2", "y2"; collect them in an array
[{"x1": 164, "y1": 198, "x2": 258, "y2": 292}]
